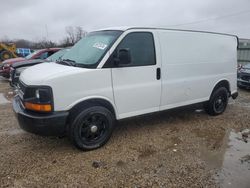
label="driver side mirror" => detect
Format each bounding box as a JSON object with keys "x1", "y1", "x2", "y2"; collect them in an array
[{"x1": 115, "y1": 48, "x2": 131, "y2": 66}]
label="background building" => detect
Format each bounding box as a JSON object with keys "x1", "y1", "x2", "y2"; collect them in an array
[{"x1": 238, "y1": 39, "x2": 250, "y2": 65}]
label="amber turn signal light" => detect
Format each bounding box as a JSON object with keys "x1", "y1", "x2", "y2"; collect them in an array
[{"x1": 24, "y1": 102, "x2": 52, "y2": 112}]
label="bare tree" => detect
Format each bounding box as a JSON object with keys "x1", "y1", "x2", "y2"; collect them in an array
[
  {"x1": 62, "y1": 26, "x2": 87, "y2": 46},
  {"x1": 15, "y1": 39, "x2": 33, "y2": 48},
  {"x1": 35, "y1": 38, "x2": 57, "y2": 49},
  {"x1": 65, "y1": 26, "x2": 75, "y2": 45},
  {"x1": 1, "y1": 26, "x2": 87, "y2": 49},
  {"x1": 59, "y1": 37, "x2": 71, "y2": 48},
  {"x1": 75, "y1": 26, "x2": 87, "y2": 42}
]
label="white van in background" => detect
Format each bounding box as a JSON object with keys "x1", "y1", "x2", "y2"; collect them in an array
[{"x1": 13, "y1": 27, "x2": 238, "y2": 150}]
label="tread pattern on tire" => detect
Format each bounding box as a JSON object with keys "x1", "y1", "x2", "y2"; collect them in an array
[
  {"x1": 69, "y1": 106, "x2": 115, "y2": 151},
  {"x1": 204, "y1": 87, "x2": 229, "y2": 116}
]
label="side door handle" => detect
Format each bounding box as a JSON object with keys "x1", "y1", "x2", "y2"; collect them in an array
[{"x1": 156, "y1": 68, "x2": 161, "y2": 80}]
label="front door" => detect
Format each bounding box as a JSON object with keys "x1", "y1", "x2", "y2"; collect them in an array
[{"x1": 111, "y1": 32, "x2": 161, "y2": 119}]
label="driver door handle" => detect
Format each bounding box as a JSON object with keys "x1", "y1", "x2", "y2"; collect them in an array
[{"x1": 156, "y1": 68, "x2": 161, "y2": 80}]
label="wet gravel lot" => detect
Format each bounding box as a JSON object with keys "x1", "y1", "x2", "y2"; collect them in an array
[{"x1": 0, "y1": 77, "x2": 250, "y2": 188}]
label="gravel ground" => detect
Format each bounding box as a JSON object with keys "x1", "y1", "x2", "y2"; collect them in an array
[{"x1": 0, "y1": 78, "x2": 250, "y2": 188}]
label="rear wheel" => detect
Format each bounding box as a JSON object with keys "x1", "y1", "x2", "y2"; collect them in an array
[
  {"x1": 204, "y1": 87, "x2": 229, "y2": 116},
  {"x1": 69, "y1": 106, "x2": 115, "y2": 151}
]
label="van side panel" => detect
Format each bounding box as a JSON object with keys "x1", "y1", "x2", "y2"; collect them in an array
[
  {"x1": 47, "y1": 69, "x2": 116, "y2": 115},
  {"x1": 158, "y1": 30, "x2": 237, "y2": 110}
]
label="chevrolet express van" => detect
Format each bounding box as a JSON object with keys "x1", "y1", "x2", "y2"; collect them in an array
[{"x1": 13, "y1": 27, "x2": 238, "y2": 150}]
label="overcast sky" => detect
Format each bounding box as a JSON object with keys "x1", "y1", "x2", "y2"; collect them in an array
[{"x1": 1, "y1": 0, "x2": 250, "y2": 42}]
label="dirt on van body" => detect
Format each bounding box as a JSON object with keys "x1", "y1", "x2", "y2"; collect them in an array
[{"x1": 0, "y1": 77, "x2": 250, "y2": 187}]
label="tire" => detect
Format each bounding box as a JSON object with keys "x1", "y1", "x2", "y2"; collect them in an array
[
  {"x1": 69, "y1": 106, "x2": 115, "y2": 151},
  {"x1": 204, "y1": 87, "x2": 229, "y2": 116},
  {"x1": 0, "y1": 51, "x2": 12, "y2": 61}
]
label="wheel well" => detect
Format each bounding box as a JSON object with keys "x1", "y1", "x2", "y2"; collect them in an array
[
  {"x1": 68, "y1": 98, "x2": 116, "y2": 121},
  {"x1": 211, "y1": 80, "x2": 230, "y2": 96}
]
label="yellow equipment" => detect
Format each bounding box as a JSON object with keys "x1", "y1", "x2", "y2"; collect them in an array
[{"x1": 0, "y1": 43, "x2": 18, "y2": 62}]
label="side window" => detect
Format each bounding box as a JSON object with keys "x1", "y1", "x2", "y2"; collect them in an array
[
  {"x1": 39, "y1": 52, "x2": 49, "y2": 59},
  {"x1": 48, "y1": 51, "x2": 55, "y2": 57},
  {"x1": 116, "y1": 32, "x2": 156, "y2": 66}
]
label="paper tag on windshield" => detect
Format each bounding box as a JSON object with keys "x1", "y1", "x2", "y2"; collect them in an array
[{"x1": 93, "y1": 42, "x2": 107, "y2": 50}]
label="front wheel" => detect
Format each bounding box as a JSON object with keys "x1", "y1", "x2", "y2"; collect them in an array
[
  {"x1": 69, "y1": 106, "x2": 115, "y2": 151},
  {"x1": 204, "y1": 87, "x2": 229, "y2": 116}
]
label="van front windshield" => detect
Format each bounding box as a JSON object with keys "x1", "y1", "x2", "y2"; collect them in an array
[{"x1": 61, "y1": 30, "x2": 122, "y2": 68}]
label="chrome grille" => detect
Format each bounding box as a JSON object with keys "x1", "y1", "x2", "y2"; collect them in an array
[
  {"x1": 241, "y1": 75, "x2": 250, "y2": 81},
  {"x1": 10, "y1": 68, "x2": 14, "y2": 80},
  {"x1": 19, "y1": 81, "x2": 26, "y2": 93},
  {"x1": 17, "y1": 81, "x2": 26, "y2": 100}
]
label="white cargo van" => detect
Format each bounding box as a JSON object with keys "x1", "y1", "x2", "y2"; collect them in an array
[{"x1": 13, "y1": 27, "x2": 238, "y2": 150}]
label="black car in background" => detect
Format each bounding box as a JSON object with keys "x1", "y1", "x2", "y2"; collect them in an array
[
  {"x1": 10, "y1": 48, "x2": 70, "y2": 87},
  {"x1": 237, "y1": 63, "x2": 250, "y2": 89}
]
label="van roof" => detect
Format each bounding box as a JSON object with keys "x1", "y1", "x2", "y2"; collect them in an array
[{"x1": 96, "y1": 26, "x2": 238, "y2": 38}]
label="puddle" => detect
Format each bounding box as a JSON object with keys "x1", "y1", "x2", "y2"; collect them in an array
[
  {"x1": 200, "y1": 130, "x2": 229, "y2": 170},
  {"x1": 201, "y1": 129, "x2": 250, "y2": 187},
  {"x1": 218, "y1": 129, "x2": 250, "y2": 188},
  {"x1": 0, "y1": 93, "x2": 11, "y2": 104}
]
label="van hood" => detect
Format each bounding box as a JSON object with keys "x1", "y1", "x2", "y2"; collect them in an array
[{"x1": 20, "y1": 62, "x2": 89, "y2": 85}]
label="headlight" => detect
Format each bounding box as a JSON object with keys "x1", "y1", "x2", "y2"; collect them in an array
[
  {"x1": 23, "y1": 86, "x2": 53, "y2": 112},
  {"x1": 15, "y1": 67, "x2": 28, "y2": 77}
]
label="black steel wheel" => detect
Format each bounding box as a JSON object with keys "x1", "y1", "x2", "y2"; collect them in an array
[
  {"x1": 204, "y1": 87, "x2": 229, "y2": 116},
  {"x1": 69, "y1": 106, "x2": 115, "y2": 151}
]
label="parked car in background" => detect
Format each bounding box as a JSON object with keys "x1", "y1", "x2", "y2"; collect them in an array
[
  {"x1": 10, "y1": 48, "x2": 70, "y2": 87},
  {"x1": 237, "y1": 63, "x2": 250, "y2": 88},
  {"x1": 0, "y1": 48, "x2": 61, "y2": 78},
  {"x1": 16, "y1": 48, "x2": 34, "y2": 57}
]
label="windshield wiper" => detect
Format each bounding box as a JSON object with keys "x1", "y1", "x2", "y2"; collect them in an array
[{"x1": 56, "y1": 59, "x2": 77, "y2": 67}]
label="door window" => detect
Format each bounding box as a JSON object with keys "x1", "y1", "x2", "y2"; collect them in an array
[
  {"x1": 108, "y1": 32, "x2": 156, "y2": 67},
  {"x1": 39, "y1": 52, "x2": 49, "y2": 59}
]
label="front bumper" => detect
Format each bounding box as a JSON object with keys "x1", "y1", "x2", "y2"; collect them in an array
[
  {"x1": 237, "y1": 78, "x2": 250, "y2": 88},
  {"x1": 13, "y1": 96, "x2": 69, "y2": 136}
]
